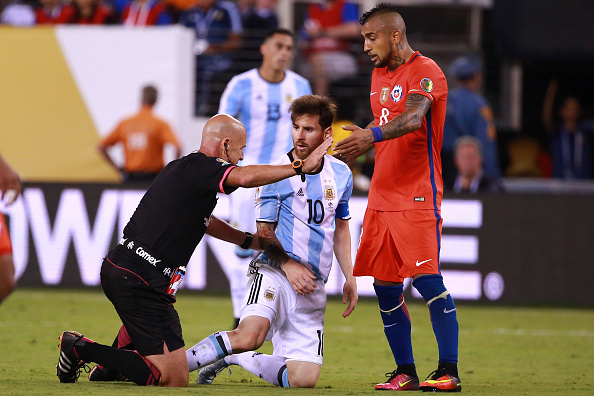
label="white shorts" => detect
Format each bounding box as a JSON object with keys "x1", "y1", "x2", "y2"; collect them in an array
[{"x1": 240, "y1": 265, "x2": 327, "y2": 365}]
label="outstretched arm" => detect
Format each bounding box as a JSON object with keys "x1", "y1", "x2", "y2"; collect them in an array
[
  {"x1": 333, "y1": 218, "x2": 357, "y2": 318},
  {"x1": 333, "y1": 94, "x2": 431, "y2": 161},
  {"x1": 256, "y1": 221, "x2": 317, "y2": 295},
  {"x1": 225, "y1": 138, "x2": 333, "y2": 188},
  {"x1": 542, "y1": 80, "x2": 558, "y2": 134}
]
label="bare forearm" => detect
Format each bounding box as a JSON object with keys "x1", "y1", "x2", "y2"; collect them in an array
[
  {"x1": 257, "y1": 222, "x2": 290, "y2": 267},
  {"x1": 205, "y1": 216, "x2": 246, "y2": 245},
  {"x1": 333, "y1": 220, "x2": 353, "y2": 279},
  {"x1": 98, "y1": 147, "x2": 119, "y2": 170},
  {"x1": 226, "y1": 165, "x2": 296, "y2": 188}
]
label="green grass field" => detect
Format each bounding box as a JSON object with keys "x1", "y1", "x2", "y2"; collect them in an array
[{"x1": 1, "y1": 288, "x2": 592, "y2": 395}]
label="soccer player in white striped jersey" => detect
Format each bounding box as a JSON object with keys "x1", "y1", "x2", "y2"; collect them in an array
[
  {"x1": 218, "y1": 28, "x2": 312, "y2": 327},
  {"x1": 186, "y1": 95, "x2": 357, "y2": 388}
]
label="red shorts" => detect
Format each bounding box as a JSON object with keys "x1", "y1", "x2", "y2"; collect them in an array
[
  {"x1": 353, "y1": 209, "x2": 442, "y2": 283},
  {"x1": 0, "y1": 213, "x2": 12, "y2": 255}
]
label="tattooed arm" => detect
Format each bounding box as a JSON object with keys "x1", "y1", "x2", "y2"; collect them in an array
[
  {"x1": 256, "y1": 221, "x2": 317, "y2": 295},
  {"x1": 333, "y1": 93, "x2": 432, "y2": 160}
]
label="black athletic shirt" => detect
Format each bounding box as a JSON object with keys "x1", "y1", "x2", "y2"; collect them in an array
[{"x1": 122, "y1": 152, "x2": 237, "y2": 268}]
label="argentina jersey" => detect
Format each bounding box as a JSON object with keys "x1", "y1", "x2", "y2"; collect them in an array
[
  {"x1": 218, "y1": 69, "x2": 312, "y2": 165},
  {"x1": 255, "y1": 154, "x2": 353, "y2": 282}
]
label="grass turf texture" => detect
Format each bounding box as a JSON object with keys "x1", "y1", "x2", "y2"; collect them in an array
[{"x1": 1, "y1": 288, "x2": 592, "y2": 395}]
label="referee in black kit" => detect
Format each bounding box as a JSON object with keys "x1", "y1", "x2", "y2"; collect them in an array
[{"x1": 55, "y1": 114, "x2": 333, "y2": 387}]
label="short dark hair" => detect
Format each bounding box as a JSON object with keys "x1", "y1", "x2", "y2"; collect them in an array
[
  {"x1": 289, "y1": 95, "x2": 337, "y2": 131},
  {"x1": 359, "y1": 2, "x2": 400, "y2": 25},
  {"x1": 141, "y1": 85, "x2": 158, "y2": 106},
  {"x1": 262, "y1": 28, "x2": 294, "y2": 44}
]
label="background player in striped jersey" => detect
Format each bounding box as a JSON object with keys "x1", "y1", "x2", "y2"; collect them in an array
[
  {"x1": 185, "y1": 94, "x2": 357, "y2": 388},
  {"x1": 334, "y1": 3, "x2": 461, "y2": 392},
  {"x1": 218, "y1": 28, "x2": 312, "y2": 327}
]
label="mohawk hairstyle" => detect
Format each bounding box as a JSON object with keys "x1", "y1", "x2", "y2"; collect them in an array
[{"x1": 359, "y1": 2, "x2": 401, "y2": 25}]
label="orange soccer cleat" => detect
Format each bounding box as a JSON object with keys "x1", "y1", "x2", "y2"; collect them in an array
[{"x1": 419, "y1": 368, "x2": 462, "y2": 392}]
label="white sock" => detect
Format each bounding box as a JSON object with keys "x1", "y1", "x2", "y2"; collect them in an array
[
  {"x1": 186, "y1": 331, "x2": 232, "y2": 372},
  {"x1": 226, "y1": 352, "x2": 289, "y2": 387}
]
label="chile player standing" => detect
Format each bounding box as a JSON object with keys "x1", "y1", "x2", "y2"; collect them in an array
[{"x1": 334, "y1": 3, "x2": 461, "y2": 392}]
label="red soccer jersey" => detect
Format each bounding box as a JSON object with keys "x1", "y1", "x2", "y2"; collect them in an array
[{"x1": 368, "y1": 51, "x2": 447, "y2": 212}]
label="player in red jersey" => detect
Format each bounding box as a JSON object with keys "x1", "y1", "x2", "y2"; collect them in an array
[
  {"x1": 0, "y1": 153, "x2": 21, "y2": 305},
  {"x1": 334, "y1": 3, "x2": 461, "y2": 392}
]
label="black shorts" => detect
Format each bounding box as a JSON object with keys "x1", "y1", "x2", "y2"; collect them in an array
[{"x1": 100, "y1": 249, "x2": 184, "y2": 356}]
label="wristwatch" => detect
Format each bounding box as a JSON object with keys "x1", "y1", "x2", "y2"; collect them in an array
[{"x1": 292, "y1": 159, "x2": 303, "y2": 174}]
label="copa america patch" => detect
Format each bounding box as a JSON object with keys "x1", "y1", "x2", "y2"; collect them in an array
[
  {"x1": 264, "y1": 288, "x2": 276, "y2": 301},
  {"x1": 390, "y1": 85, "x2": 403, "y2": 102},
  {"x1": 420, "y1": 78, "x2": 434, "y2": 93}
]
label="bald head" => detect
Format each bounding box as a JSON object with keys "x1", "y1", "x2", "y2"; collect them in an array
[{"x1": 199, "y1": 114, "x2": 247, "y2": 163}]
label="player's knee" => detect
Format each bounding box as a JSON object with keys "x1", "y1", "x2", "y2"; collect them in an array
[
  {"x1": 412, "y1": 274, "x2": 448, "y2": 304},
  {"x1": 231, "y1": 327, "x2": 266, "y2": 351},
  {"x1": 287, "y1": 370, "x2": 319, "y2": 388},
  {"x1": 158, "y1": 368, "x2": 189, "y2": 387},
  {"x1": 230, "y1": 317, "x2": 269, "y2": 351}
]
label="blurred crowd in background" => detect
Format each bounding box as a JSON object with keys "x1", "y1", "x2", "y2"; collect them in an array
[{"x1": 1, "y1": 0, "x2": 593, "y2": 192}]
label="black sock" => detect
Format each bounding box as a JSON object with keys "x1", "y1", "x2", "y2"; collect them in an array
[
  {"x1": 396, "y1": 363, "x2": 418, "y2": 378},
  {"x1": 438, "y1": 361, "x2": 458, "y2": 377},
  {"x1": 74, "y1": 340, "x2": 160, "y2": 385}
]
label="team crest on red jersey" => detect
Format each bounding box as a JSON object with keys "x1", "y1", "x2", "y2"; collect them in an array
[
  {"x1": 420, "y1": 78, "x2": 434, "y2": 92},
  {"x1": 390, "y1": 85, "x2": 403, "y2": 102},
  {"x1": 380, "y1": 87, "x2": 390, "y2": 104}
]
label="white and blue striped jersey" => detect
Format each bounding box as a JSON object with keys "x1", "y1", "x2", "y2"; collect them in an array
[
  {"x1": 218, "y1": 69, "x2": 312, "y2": 165},
  {"x1": 255, "y1": 153, "x2": 353, "y2": 282}
]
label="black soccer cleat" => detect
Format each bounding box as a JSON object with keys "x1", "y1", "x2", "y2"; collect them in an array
[
  {"x1": 88, "y1": 364, "x2": 130, "y2": 382},
  {"x1": 56, "y1": 331, "x2": 86, "y2": 383}
]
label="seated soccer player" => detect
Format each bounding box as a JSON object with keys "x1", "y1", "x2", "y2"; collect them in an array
[{"x1": 185, "y1": 94, "x2": 357, "y2": 388}]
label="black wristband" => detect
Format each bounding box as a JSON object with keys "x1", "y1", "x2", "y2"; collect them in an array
[{"x1": 240, "y1": 232, "x2": 254, "y2": 249}]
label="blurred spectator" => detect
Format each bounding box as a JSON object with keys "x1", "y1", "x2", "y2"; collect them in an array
[
  {"x1": 70, "y1": 0, "x2": 117, "y2": 24},
  {"x1": 179, "y1": 0, "x2": 242, "y2": 116},
  {"x1": 448, "y1": 136, "x2": 502, "y2": 193},
  {"x1": 444, "y1": 54, "x2": 501, "y2": 183},
  {"x1": 35, "y1": 0, "x2": 75, "y2": 24},
  {"x1": 237, "y1": 0, "x2": 278, "y2": 73},
  {"x1": 541, "y1": 80, "x2": 593, "y2": 179},
  {"x1": 1, "y1": 0, "x2": 35, "y2": 26},
  {"x1": 121, "y1": 0, "x2": 172, "y2": 25},
  {"x1": 98, "y1": 85, "x2": 182, "y2": 182},
  {"x1": 299, "y1": 0, "x2": 360, "y2": 96},
  {"x1": 236, "y1": 0, "x2": 253, "y2": 19}
]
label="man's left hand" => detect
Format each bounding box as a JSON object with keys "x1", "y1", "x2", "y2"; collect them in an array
[
  {"x1": 333, "y1": 125, "x2": 375, "y2": 162},
  {"x1": 341, "y1": 276, "x2": 358, "y2": 318}
]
